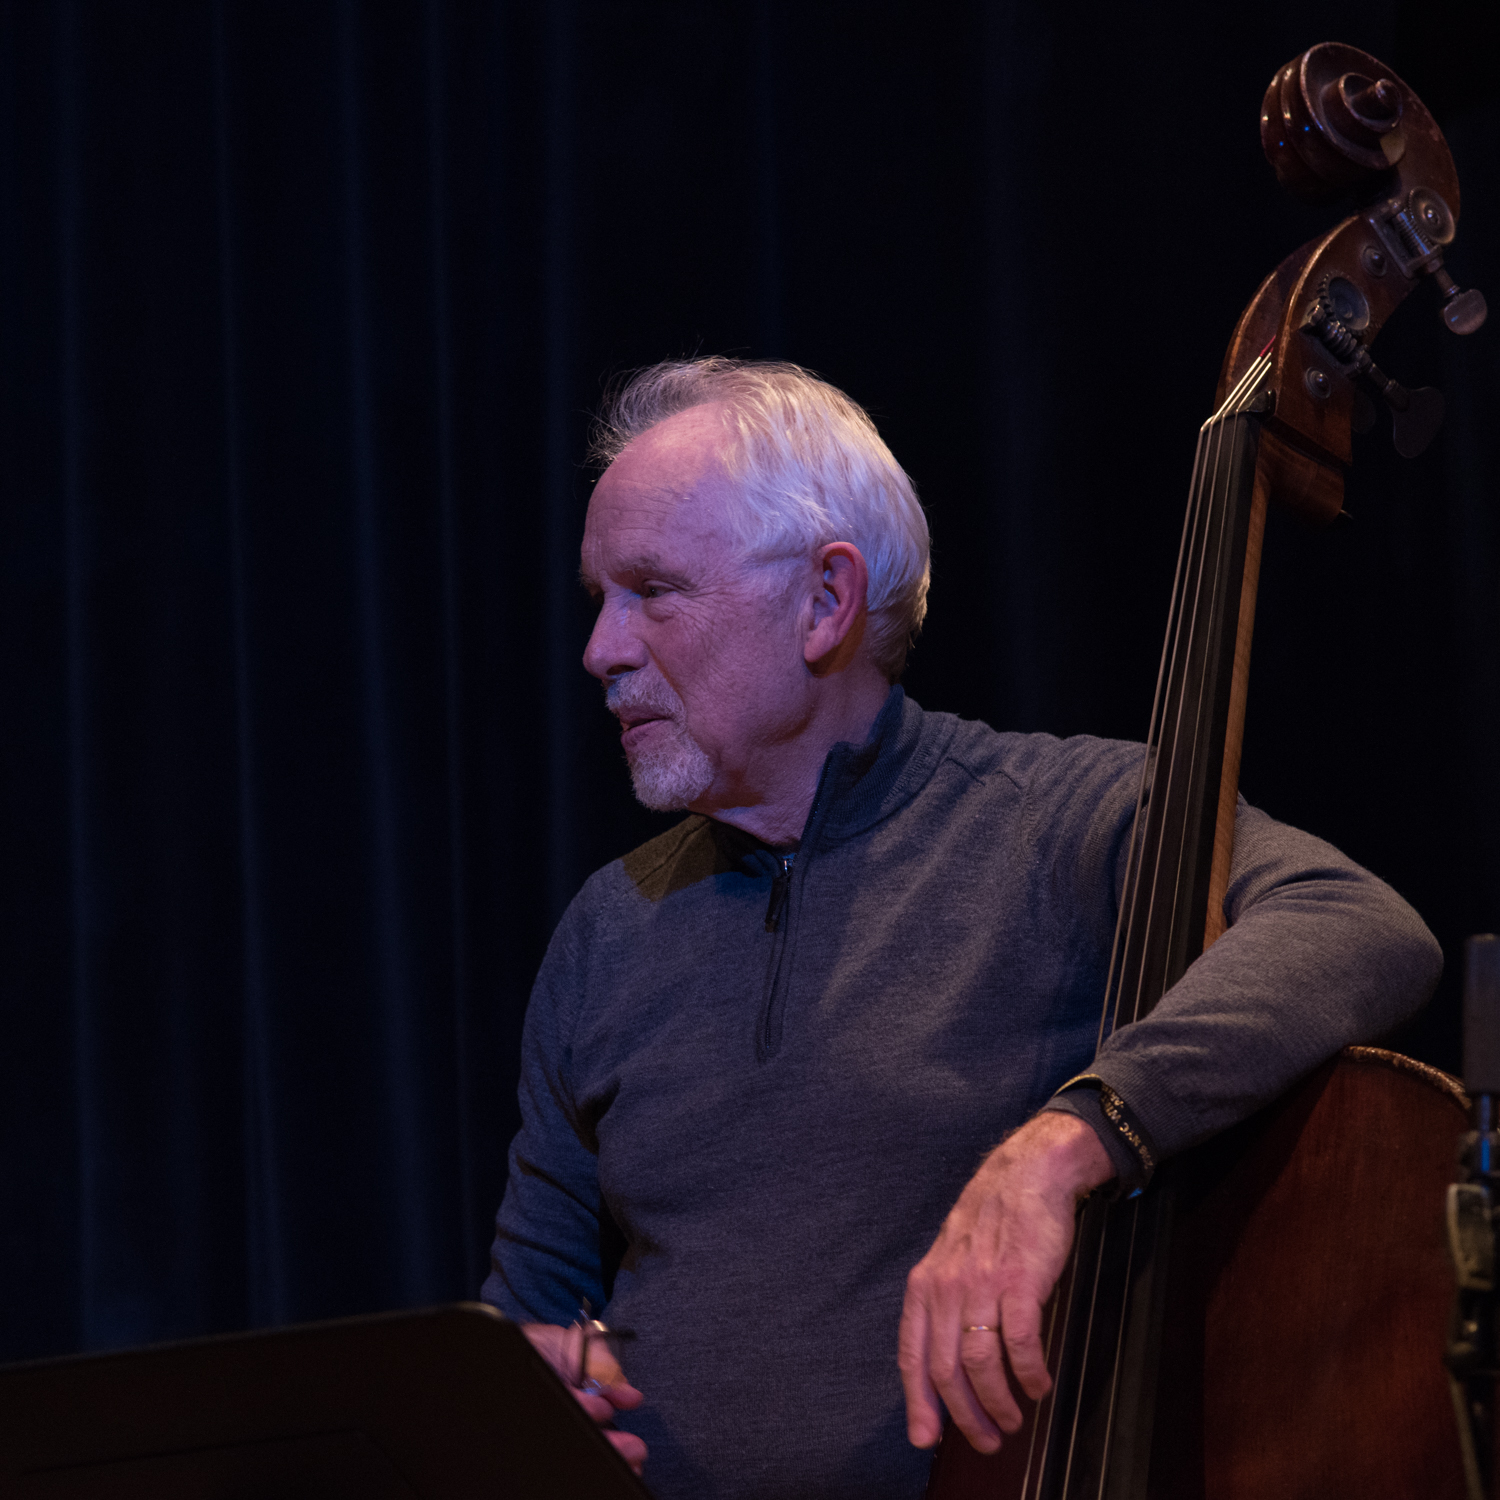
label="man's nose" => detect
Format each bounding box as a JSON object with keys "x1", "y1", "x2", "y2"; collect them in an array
[{"x1": 582, "y1": 597, "x2": 648, "y2": 681}]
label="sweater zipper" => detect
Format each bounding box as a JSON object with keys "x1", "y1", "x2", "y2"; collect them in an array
[
  {"x1": 759, "y1": 863, "x2": 790, "y2": 1060},
  {"x1": 764, "y1": 853, "x2": 795, "y2": 933},
  {"x1": 757, "y1": 753, "x2": 842, "y2": 1061},
  {"x1": 758, "y1": 853, "x2": 797, "y2": 1060}
]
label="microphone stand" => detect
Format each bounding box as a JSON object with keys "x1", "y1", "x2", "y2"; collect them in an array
[{"x1": 1448, "y1": 934, "x2": 1500, "y2": 1500}]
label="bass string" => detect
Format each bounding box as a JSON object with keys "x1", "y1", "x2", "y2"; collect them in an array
[
  {"x1": 1113, "y1": 351, "x2": 1269, "y2": 1035},
  {"x1": 1041, "y1": 351, "x2": 1270, "y2": 1500},
  {"x1": 1090, "y1": 421, "x2": 1209, "y2": 1056},
  {"x1": 1034, "y1": 415, "x2": 1228, "y2": 1500},
  {"x1": 1136, "y1": 355, "x2": 1269, "y2": 1024},
  {"x1": 1037, "y1": 435, "x2": 1221, "y2": 1497},
  {"x1": 1017, "y1": 1223, "x2": 1093, "y2": 1499},
  {"x1": 1137, "y1": 399, "x2": 1254, "y2": 1022},
  {"x1": 1113, "y1": 404, "x2": 1235, "y2": 1031},
  {"x1": 1088, "y1": 1193, "x2": 1147, "y2": 1500},
  {"x1": 1092, "y1": 357, "x2": 1266, "y2": 1453},
  {"x1": 1015, "y1": 1279, "x2": 1060, "y2": 1496},
  {"x1": 1056, "y1": 1208, "x2": 1119, "y2": 1500},
  {"x1": 1032, "y1": 357, "x2": 1267, "y2": 1498},
  {"x1": 1096, "y1": 351, "x2": 1263, "y2": 1050},
  {"x1": 1078, "y1": 383, "x2": 1260, "y2": 1500},
  {"x1": 1091, "y1": 398, "x2": 1220, "y2": 1052},
  {"x1": 1057, "y1": 403, "x2": 1238, "y2": 1499},
  {"x1": 1090, "y1": 357, "x2": 1269, "y2": 1492}
]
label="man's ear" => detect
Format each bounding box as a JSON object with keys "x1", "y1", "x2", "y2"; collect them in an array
[{"x1": 804, "y1": 541, "x2": 870, "y2": 671}]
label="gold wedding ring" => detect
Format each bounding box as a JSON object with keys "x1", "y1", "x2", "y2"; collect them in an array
[{"x1": 962, "y1": 1324, "x2": 998, "y2": 1333}]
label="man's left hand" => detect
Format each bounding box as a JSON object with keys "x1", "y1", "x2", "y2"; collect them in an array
[
  {"x1": 898, "y1": 1110, "x2": 1114, "y2": 1454},
  {"x1": 521, "y1": 1322, "x2": 648, "y2": 1475}
]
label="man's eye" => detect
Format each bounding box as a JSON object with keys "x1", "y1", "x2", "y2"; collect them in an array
[{"x1": 642, "y1": 585, "x2": 665, "y2": 600}]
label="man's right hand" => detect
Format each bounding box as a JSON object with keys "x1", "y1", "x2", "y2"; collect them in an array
[
  {"x1": 898, "y1": 1111, "x2": 1113, "y2": 1454},
  {"x1": 521, "y1": 1322, "x2": 648, "y2": 1476}
]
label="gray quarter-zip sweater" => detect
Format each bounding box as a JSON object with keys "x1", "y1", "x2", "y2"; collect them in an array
[{"x1": 483, "y1": 688, "x2": 1440, "y2": 1500}]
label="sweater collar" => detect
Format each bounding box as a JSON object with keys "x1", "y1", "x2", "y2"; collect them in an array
[
  {"x1": 707, "y1": 686, "x2": 956, "y2": 869},
  {"x1": 801, "y1": 686, "x2": 956, "y2": 848}
]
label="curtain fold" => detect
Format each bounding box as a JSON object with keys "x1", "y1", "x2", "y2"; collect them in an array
[{"x1": 0, "y1": 0, "x2": 1492, "y2": 1361}]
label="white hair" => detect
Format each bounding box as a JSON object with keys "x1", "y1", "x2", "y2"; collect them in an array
[{"x1": 590, "y1": 358, "x2": 931, "y2": 680}]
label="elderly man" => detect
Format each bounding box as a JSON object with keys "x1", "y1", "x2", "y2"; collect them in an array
[{"x1": 481, "y1": 359, "x2": 1440, "y2": 1498}]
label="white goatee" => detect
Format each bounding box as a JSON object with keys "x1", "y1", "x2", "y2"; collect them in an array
[{"x1": 606, "y1": 674, "x2": 716, "y2": 812}]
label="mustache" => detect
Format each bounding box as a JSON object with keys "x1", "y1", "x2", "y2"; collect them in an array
[{"x1": 605, "y1": 672, "x2": 685, "y2": 721}]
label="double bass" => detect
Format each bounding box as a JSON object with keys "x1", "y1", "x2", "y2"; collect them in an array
[{"x1": 930, "y1": 41, "x2": 1483, "y2": 1500}]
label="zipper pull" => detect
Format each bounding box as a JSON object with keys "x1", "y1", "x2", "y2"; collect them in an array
[{"x1": 764, "y1": 854, "x2": 795, "y2": 932}]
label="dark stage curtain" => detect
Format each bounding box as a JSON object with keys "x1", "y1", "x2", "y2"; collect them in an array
[{"x1": 0, "y1": 0, "x2": 1495, "y2": 1361}]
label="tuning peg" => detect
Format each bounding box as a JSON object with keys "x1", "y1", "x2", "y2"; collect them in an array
[
  {"x1": 1387, "y1": 383, "x2": 1446, "y2": 458},
  {"x1": 1302, "y1": 299, "x2": 1446, "y2": 457},
  {"x1": 1356, "y1": 354, "x2": 1444, "y2": 456},
  {"x1": 1432, "y1": 263, "x2": 1488, "y2": 335}
]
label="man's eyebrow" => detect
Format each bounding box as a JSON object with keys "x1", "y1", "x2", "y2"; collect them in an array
[{"x1": 578, "y1": 554, "x2": 675, "y2": 591}]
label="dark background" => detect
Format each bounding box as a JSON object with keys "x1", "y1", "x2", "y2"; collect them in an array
[{"x1": 0, "y1": 0, "x2": 1495, "y2": 1362}]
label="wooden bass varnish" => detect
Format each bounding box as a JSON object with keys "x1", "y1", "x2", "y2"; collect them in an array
[{"x1": 929, "y1": 42, "x2": 1483, "y2": 1500}]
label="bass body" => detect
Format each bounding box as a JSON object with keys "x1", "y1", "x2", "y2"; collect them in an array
[{"x1": 929, "y1": 41, "x2": 1484, "y2": 1500}]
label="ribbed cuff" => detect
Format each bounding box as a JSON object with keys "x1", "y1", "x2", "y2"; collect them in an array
[{"x1": 1042, "y1": 1073, "x2": 1158, "y2": 1197}]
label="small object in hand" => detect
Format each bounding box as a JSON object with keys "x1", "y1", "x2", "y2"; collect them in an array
[{"x1": 568, "y1": 1300, "x2": 636, "y2": 1390}]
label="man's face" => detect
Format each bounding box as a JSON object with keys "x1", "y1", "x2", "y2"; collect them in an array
[{"x1": 580, "y1": 405, "x2": 814, "y2": 815}]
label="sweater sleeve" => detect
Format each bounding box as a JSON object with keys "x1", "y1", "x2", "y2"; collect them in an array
[
  {"x1": 481, "y1": 898, "x2": 612, "y2": 1325},
  {"x1": 1044, "y1": 796, "x2": 1442, "y2": 1179}
]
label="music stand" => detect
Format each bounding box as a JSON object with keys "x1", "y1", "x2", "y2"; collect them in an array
[{"x1": 0, "y1": 1301, "x2": 652, "y2": 1498}]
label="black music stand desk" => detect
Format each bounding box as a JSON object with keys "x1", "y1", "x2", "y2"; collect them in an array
[{"x1": 0, "y1": 1301, "x2": 651, "y2": 1498}]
